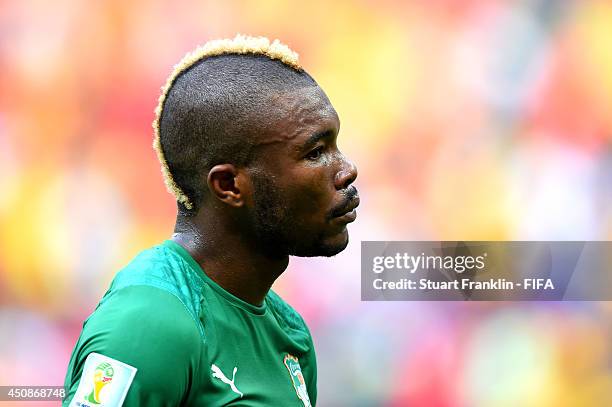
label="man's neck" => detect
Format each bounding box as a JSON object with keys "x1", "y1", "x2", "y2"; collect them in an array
[{"x1": 171, "y1": 215, "x2": 289, "y2": 307}]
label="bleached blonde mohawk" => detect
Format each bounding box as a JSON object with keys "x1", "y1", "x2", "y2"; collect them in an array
[{"x1": 152, "y1": 34, "x2": 301, "y2": 210}]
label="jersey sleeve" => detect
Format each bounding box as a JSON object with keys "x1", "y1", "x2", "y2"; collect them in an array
[{"x1": 63, "y1": 285, "x2": 202, "y2": 407}]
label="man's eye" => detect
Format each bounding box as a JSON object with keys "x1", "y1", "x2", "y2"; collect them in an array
[{"x1": 306, "y1": 146, "x2": 324, "y2": 160}]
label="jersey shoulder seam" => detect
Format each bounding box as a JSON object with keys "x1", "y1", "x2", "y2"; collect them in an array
[
  {"x1": 266, "y1": 289, "x2": 309, "y2": 334},
  {"x1": 105, "y1": 282, "x2": 205, "y2": 339}
]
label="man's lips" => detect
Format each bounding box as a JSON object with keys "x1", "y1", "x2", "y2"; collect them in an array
[{"x1": 332, "y1": 195, "x2": 360, "y2": 223}]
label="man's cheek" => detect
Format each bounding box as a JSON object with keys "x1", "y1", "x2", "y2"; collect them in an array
[{"x1": 302, "y1": 185, "x2": 329, "y2": 214}]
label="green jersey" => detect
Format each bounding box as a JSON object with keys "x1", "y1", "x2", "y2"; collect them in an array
[{"x1": 64, "y1": 240, "x2": 317, "y2": 406}]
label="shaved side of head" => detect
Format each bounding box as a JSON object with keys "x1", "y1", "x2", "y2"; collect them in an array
[{"x1": 154, "y1": 36, "x2": 318, "y2": 215}]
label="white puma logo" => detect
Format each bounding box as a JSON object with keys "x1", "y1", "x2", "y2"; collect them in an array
[{"x1": 211, "y1": 364, "x2": 243, "y2": 398}]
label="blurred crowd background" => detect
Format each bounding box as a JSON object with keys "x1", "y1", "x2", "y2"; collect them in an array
[{"x1": 1, "y1": 0, "x2": 611, "y2": 406}]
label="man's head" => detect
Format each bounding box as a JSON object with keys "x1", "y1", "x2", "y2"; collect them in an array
[{"x1": 154, "y1": 35, "x2": 359, "y2": 258}]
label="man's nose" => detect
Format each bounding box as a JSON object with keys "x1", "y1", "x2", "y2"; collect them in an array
[{"x1": 334, "y1": 155, "x2": 358, "y2": 190}]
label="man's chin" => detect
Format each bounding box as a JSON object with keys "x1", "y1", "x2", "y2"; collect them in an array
[{"x1": 290, "y1": 229, "x2": 350, "y2": 258}]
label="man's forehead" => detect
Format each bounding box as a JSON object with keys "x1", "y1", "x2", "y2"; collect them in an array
[
  {"x1": 256, "y1": 86, "x2": 339, "y2": 145},
  {"x1": 274, "y1": 86, "x2": 337, "y2": 121}
]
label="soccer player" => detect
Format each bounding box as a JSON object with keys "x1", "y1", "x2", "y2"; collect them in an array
[{"x1": 63, "y1": 35, "x2": 359, "y2": 406}]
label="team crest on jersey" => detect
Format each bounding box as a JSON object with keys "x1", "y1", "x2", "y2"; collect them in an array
[
  {"x1": 69, "y1": 353, "x2": 137, "y2": 407},
  {"x1": 283, "y1": 354, "x2": 311, "y2": 407}
]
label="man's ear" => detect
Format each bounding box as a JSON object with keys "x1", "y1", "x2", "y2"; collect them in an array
[{"x1": 207, "y1": 164, "x2": 249, "y2": 207}]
